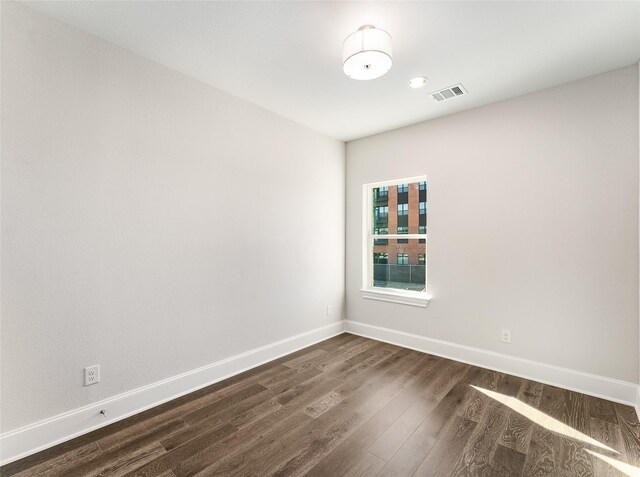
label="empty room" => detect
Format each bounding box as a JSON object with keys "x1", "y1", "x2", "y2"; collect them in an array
[{"x1": 1, "y1": 1, "x2": 640, "y2": 476}]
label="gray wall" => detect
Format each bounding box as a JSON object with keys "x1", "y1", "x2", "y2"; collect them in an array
[
  {"x1": 1, "y1": 2, "x2": 345, "y2": 431},
  {"x1": 346, "y1": 65, "x2": 640, "y2": 383}
]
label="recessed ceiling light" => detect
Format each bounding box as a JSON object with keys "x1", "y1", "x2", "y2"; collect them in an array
[
  {"x1": 343, "y1": 25, "x2": 392, "y2": 81},
  {"x1": 409, "y1": 76, "x2": 429, "y2": 89}
]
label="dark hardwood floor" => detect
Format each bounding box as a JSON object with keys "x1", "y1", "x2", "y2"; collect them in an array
[{"x1": 2, "y1": 333, "x2": 639, "y2": 477}]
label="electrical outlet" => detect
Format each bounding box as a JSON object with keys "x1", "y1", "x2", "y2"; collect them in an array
[
  {"x1": 501, "y1": 329, "x2": 511, "y2": 344},
  {"x1": 84, "y1": 365, "x2": 100, "y2": 386},
  {"x1": 327, "y1": 305, "x2": 333, "y2": 316}
]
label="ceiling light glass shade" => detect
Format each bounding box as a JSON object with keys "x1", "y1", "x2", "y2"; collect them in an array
[{"x1": 343, "y1": 25, "x2": 392, "y2": 80}]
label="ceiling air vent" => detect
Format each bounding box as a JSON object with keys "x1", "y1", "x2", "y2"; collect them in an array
[{"x1": 429, "y1": 84, "x2": 467, "y2": 102}]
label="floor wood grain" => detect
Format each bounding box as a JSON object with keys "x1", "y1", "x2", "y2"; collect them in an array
[{"x1": 2, "y1": 333, "x2": 639, "y2": 477}]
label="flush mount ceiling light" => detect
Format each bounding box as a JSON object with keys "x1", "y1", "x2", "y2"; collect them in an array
[
  {"x1": 343, "y1": 25, "x2": 392, "y2": 80},
  {"x1": 409, "y1": 76, "x2": 428, "y2": 88}
]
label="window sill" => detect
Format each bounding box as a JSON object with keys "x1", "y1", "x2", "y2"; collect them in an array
[{"x1": 360, "y1": 288, "x2": 431, "y2": 308}]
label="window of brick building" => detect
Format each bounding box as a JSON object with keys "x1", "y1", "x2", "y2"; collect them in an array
[
  {"x1": 397, "y1": 226, "x2": 409, "y2": 244},
  {"x1": 397, "y1": 253, "x2": 409, "y2": 265},
  {"x1": 375, "y1": 206, "x2": 389, "y2": 220},
  {"x1": 374, "y1": 253, "x2": 388, "y2": 264}
]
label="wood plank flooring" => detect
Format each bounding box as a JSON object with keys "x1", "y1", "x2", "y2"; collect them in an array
[{"x1": 2, "y1": 333, "x2": 639, "y2": 477}]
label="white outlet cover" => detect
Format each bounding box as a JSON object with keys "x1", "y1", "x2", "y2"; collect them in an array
[
  {"x1": 84, "y1": 365, "x2": 100, "y2": 386},
  {"x1": 501, "y1": 329, "x2": 512, "y2": 344}
]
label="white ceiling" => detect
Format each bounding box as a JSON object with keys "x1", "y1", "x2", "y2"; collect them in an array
[{"x1": 25, "y1": 1, "x2": 640, "y2": 141}]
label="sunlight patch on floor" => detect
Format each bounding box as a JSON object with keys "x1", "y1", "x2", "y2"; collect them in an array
[
  {"x1": 471, "y1": 385, "x2": 618, "y2": 454},
  {"x1": 586, "y1": 450, "x2": 640, "y2": 477}
]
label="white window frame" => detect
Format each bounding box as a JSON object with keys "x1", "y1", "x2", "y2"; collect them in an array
[{"x1": 361, "y1": 175, "x2": 430, "y2": 308}]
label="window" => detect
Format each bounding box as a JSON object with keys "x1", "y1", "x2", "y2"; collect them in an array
[
  {"x1": 374, "y1": 252, "x2": 388, "y2": 264},
  {"x1": 363, "y1": 176, "x2": 429, "y2": 307},
  {"x1": 397, "y1": 226, "x2": 408, "y2": 244},
  {"x1": 373, "y1": 226, "x2": 388, "y2": 245},
  {"x1": 419, "y1": 181, "x2": 427, "y2": 204},
  {"x1": 374, "y1": 206, "x2": 388, "y2": 220},
  {"x1": 376, "y1": 186, "x2": 388, "y2": 198}
]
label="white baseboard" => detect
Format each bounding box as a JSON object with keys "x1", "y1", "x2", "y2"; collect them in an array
[
  {"x1": 345, "y1": 320, "x2": 638, "y2": 407},
  {"x1": 3, "y1": 319, "x2": 637, "y2": 466},
  {"x1": 0, "y1": 321, "x2": 345, "y2": 466}
]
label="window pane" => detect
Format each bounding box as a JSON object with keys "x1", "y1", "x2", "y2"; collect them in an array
[
  {"x1": 371, "y1": 239, "x2": 426, "y2": 292},
  {"x1": 373, "y1": 181, "x2": 428, "y2": 235}
]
